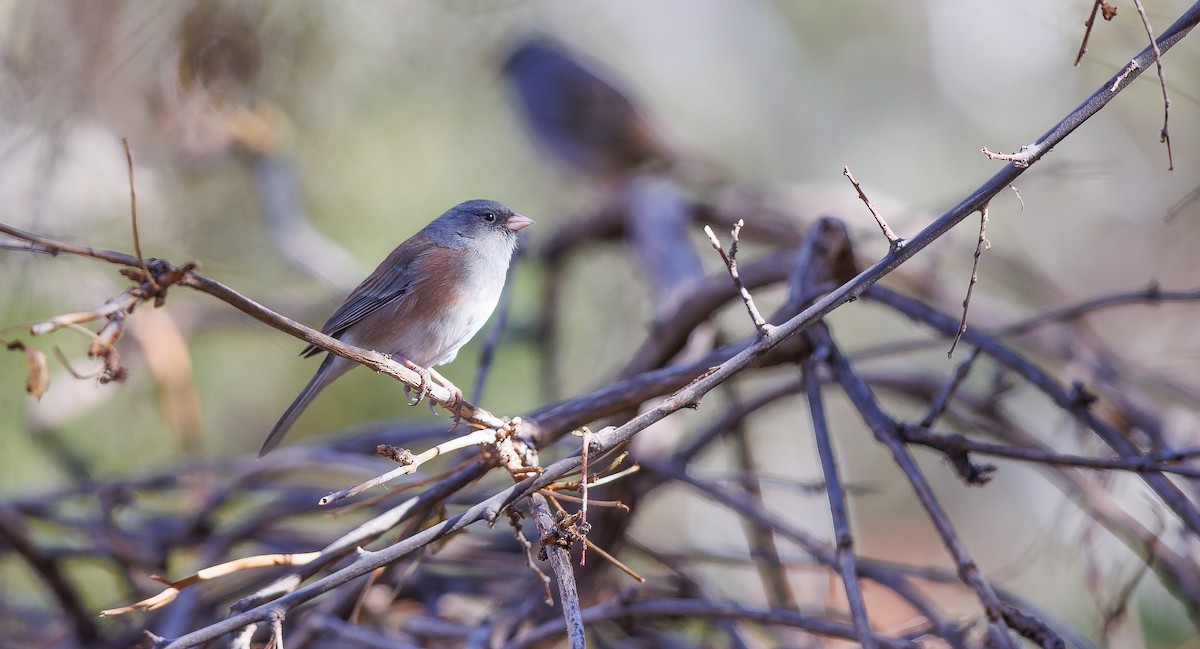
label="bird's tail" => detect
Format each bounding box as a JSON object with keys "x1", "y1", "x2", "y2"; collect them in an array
[{"x1": 258, "y1": 355, "x2": 352, "y2": 457}]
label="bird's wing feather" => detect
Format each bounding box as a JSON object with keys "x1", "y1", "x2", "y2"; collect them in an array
[{"x1": 300, "y1": 235, "x2": 437, "y2": 358}]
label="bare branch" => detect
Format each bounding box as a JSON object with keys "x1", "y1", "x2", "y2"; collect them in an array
[
  {"x1": 843, "y1": 166, "x2": 900, "y2": 245},
  {"x1": 948, "y1": 205, "x2": 990, "y2": 358},
  {"x1": 704, "y1": 221, "x2": 772, "y2": 337},
  {"x1": 121, "y1": 138, "x2": 159, "y2": 292},
  {"x1": 1132, "y1": 0, "x2": 1174, "y2": 169}
]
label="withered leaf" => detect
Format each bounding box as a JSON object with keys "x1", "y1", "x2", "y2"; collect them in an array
[{"x1": 7, "y1": 341, "x2": 50, "y2": 399}]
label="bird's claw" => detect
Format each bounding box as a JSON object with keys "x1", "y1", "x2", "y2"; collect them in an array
[{"x1": 405, "y1": 365, "x2": 432, "y2": 406}]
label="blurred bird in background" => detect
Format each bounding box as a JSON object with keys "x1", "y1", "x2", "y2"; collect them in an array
[{"x1": 501, "y1": 36, "x2": 676, "y2": 183}]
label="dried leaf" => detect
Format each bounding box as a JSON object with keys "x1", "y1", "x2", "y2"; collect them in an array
[{"x1": 7, "y1": 341, "x2": 50, "y2": 399}]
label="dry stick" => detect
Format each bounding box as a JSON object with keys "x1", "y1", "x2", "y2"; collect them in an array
[
  {"x1": 801, "y1": 355, "x2": 875, "y2": 649},
  {"x1": 1075, "y1": 0, "x2": 1107, "y2": 66},
  {"x1": 627, "y1": 247, "x2": 796, "y2": 377},
  {"x1": 100, "y1": 552, "x2": 322, "y2": 616},
  {"x1": 868, "y1": 284, "x2": 1200, "y2": 535},
  {"x1": 158, "y1": 258, "x2": 951, "y2": 649},
  {"x1": 704, "y1": 221, "x2": 771, "y2": 336},
  {"x1": 843, "y1": 166, "x2": 901, "y2": 245},
  {"x1": 1132, "y1": 0, "x2": 1174, "y2": 170},
  {"x1": 897, "y1": 425, "x2": 1200, "y2": 479},
  {"x1": 510, "y1": 509, "x2": 554, "y2": 604},
  {"x1": 975, "y1": 0, "x2": 1195, "y2": 174},
  {"x1": 996, "y1": 283, "x2": 1196, "y2": 336},
  {"x1": 948, "y1": 205, "x2": 990, "y2": 357},
  {"x1": 724, "y1": 382, "x2": 798, "y2": 608},
  {"x1": 8, "y1": 9, "x2": 1200, "y2": 643},
  {"x1": 305, "y1": 614, "x2": 423, "y2": 649},
  {"x1": 121, "y1": 138, "x2": 159, "y2": 292},
  {"x1": 528, "y1": 493, "x2": 585, "y2": 649},
  {"x1": 850, "y1": 284, "x2": 1200, "y2": 362},
  {"x1": 813, "y1": 326, "x2": 1023, "y2": 649},
  {"x1": 872, "y1": 368, "x2": 1200, "y2": 621},
  {"x1": 499, "y1": 598, "x2": 920, "y2": 649},
  {"x1": 319, "y1": 429, "x2": 496, "y2": 505},
  {"x1": 919, "y1": 346, "x2": 982, "y2": 429},
  {"x1": 643, "y1": 460, "x2": 959, "y2": 644},
  {"x1": 231, "y1": 461, "x2": 489, "y2": 615}
]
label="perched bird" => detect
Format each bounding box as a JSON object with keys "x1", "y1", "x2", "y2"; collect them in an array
[
  {"x1": 259, "y1": 199, "x2": 534, "y2": 457},
  {"x1": 501, "y1": 36, "x2": 670, "y2": 180}
]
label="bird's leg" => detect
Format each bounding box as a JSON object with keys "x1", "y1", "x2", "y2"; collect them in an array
[
  {"x1": 399, "y1": 358, "x2": 433, "y2": 406},
  {"x1": 427, "y1": 367, "x2": 465, "y2": 422}
]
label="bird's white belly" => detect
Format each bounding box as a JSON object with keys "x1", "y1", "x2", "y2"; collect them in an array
[{"x1": 419, "y1": 280, "x2": 503, "y2": 368}]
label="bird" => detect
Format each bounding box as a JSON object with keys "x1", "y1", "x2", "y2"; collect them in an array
[
  {"x1": 258, "y1": 199, "x2": 534, "y2": 457},
  {"x1": 501, "y1": 36, "x2": 671, "y2": 180}
]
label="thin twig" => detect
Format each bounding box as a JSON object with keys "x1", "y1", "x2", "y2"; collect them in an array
[
  {"x1": 920, "y1": 346, "x2": 982, "y2": 429},
  {"x1": 704, "y1": 221, "x2": 771, "y2": 337},
  {"x1": 319, "y1": 429, "x2": 497, "y2": 505},
  {"x1": 500, "y1": 598, "x2": 920, "y2": 649},
  {"x1": 948, "y1": 205, "x2": 990, "y2": 357},
  {"x1": 1132, "y1": 0, "x2": 1174, "y2": 169},
  {"x1": 868, "y1": 284, "x2": 1200, "y2": 534},
  {"x1": 843, "y1": 166, "x2": 900, "y2": 245},
  {"x1": 898, "y1": 425, "x2": 1200, "y2": 479},
  {"x1": 723, "y1": 380, "x2": 796, "y2": 608},
  {"x1": 509, "y1": 509, "x2": 553, "y2": 605},
  {"x1": 802, "y1": 355, "x2": 875, "y2": 649},
  {"x1": 121, "y1": 138, "x2": 159, "y2": 292},
  {"x1": 529, "y1": 493, "x2": 585, "y2": 649},
  {"x1": 1075, "y1": 0, "x2": 1106, "y2": 66},
  {"x1": 816, "y1": 326, "x2": 1021, "y2": 648}
]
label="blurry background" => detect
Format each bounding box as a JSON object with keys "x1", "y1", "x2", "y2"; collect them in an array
[{"x1": 1, "y1": 1, "x2": 1198, "y2": 647}]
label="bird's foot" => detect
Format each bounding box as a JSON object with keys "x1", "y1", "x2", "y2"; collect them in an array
[
  {"x1": 402, "y1": 361, "x2": 433, "y2": 406},
  {"x1": 427, "y1": 368, "x2": 466, "y2": 422}
]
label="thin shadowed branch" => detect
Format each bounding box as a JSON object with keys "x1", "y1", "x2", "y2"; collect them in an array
[
  {"x1": 814, "y1": 326, "x2": 1023, "y2": 649},
  {"x1": 802, "y1": 355, "x2": 875, "y2": 649},
  {"x1": 1131, "y1": 0, "x2": 1174, "y2": 169},
  {"x1": 948, "y1": 205, "x2": 989, "y2": 357}
]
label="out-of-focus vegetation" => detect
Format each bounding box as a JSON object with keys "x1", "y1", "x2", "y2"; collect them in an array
[{"x1": 1, "y1": 1, "x2": 1199, "y2": 647}]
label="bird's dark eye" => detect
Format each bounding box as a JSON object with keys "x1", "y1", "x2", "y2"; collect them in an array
[{"x1": 481, "y1": 212, "x2": 497, "y2": 223}]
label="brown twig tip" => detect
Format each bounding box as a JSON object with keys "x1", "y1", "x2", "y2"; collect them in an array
[
  {"x1": 842, "y1": 166, "x2": 901, "y2": 246},
  {"x1": 121, "y1": 138, "x2": 159, "y2": 293},
  {"x1": 1075, "y1": 0, "x2": 1118, "y2": 66},
  {"x1": 704, "y1": 222, "x2": 772, "y2": 338},
  {"x1": 948, "y1": 205, "x2": 990, "y2": 358},
  {"x1": 1132, "y1": 0, "x2": 1174, "y2": 170}
]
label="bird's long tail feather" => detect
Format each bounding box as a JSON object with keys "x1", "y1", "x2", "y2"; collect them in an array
[{"x1": 258, "y1": 355, "x2": 352, "y2": 457}]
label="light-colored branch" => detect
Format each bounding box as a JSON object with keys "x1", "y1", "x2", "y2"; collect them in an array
[
  {"x1": 704, "y1": 221, "x2": 772, "y2": 337},
  {"x1": 319, "y1": 429, "x2": 498, "y2": 505}
]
